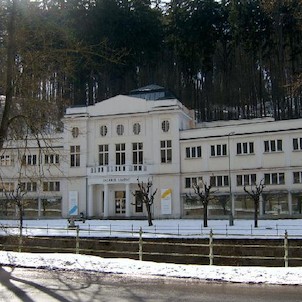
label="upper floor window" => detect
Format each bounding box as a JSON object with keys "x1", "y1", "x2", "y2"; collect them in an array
[
  {"x1": 21, "y1": 182, "x2": 37, "y2": 192},
  {"x1": 185, "y1": 176, "x2": 203, "y2": 188},
  {"x1": 99, "y1": 144, "x2": 109, "y2": 166},
  {"x1": 100, "y1": 125, "x2": 108, "y2": 137},
  {"x1": 185, "y1": 146, "x2": 202, "y2": 158},
  {"x1": 211, "y1": 144, "x2": 227, "y2": 157},
  {"x1": 0, "y1": 155, "x2": 12, "y2": 166},
  {"x1": 116, "y1": 124, "x2": 124, "y2": 136},
  {"x1": 160, "y1": 140, "x2": 172, "y2": 163},
  {"x1": 0, "y1": 182, "x2": 14, "y2": 192},
  {"x1": 70, "y1": 145, "x2": 80, "y2": 167},
  {"x1": 132, "y1": 142, "x2": 143, "y2": 167},
  {"x1": 43, "y1": 181, "x2": 60, "y2": 192},
  {"x1": 71, "y1": 127, "x2": 79, "y2": 138},
  {"x1": 162, "y1": 120, "x2": 170, "y2": 132},
  {"x1": 293, "y1": 171, "x2": 302, "y2": 184},
  {"x1": 210, "y1": 175, "x2": 229, "y2": 187},
  {"x1": 23, "y1": 154, "x2": 37, "y2": 166},
  {"x1": 236, "y1": 174, "x2": 256, "y2": 186},
  {"x1": 264, "y1": 139, "x2": 282, "y2": 153},
  {"x1": 116, "y1": 143, "x2": 125, "y2": 165},
  {"x1": 293, "y1": 138, "x2": 302, "y2": 151},
  {"x1": 264, "y1": 172, "x2": 285, "y2": 185},
  {"x1": 133, "y1": 123, "x2": 141, "y2": 135},
  {"x1": 237, "y1": 142, "x2": 254, "y2": 155},
  {"x1": 45, "y1": 154, "x2": 59, "y2": 165}
]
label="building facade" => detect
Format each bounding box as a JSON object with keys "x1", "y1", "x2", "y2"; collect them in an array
[{"x1": 1, "y1": 86, "x2": 302, "y2": 220}]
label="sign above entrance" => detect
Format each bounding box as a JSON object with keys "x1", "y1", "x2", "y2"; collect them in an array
[{"x1": 89, "y1": 176, "x2": 150, "y2": 185}]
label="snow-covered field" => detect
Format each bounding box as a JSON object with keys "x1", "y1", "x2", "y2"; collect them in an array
[{"x1": 0, "y1": 218, "x2": 302, "y2": 285}]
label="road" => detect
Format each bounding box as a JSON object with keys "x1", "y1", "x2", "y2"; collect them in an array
[{"x1": 0, "y1": 266, "x2": 301, "y2": 302}]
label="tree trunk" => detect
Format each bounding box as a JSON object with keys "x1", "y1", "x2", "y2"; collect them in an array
[
  {"x1": 254, "y1": 200, "x2": 259, "y2": 228},
  {"x1": 203, "y1": 203, "x2": 208, "y2": 228},
  {"x1": 146, "y1": 203, "x2": 153, "y2": 226}
]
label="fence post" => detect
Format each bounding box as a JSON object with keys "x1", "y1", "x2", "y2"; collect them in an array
[
  {"x1": 209, "y1": 229, "x2": 214, "y2": 265},
  {"x1": 76, "y1": 226, "x2": 80, "y2": 254},
  {"x1": 284, "y1": 230, "x2": 288, "y2": 267},
  {"x1": 139, "y1": 227, "x2": 143, "y2": 261}
]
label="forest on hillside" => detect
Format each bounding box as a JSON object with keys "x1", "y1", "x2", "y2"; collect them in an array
[{"x1": 0, "y1": 0, "x2": 301, "y2": 123}]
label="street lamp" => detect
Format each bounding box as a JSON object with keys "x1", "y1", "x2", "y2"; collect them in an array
[{"x1": 228, "y1": 132, "x2": 235, "y2": 226}]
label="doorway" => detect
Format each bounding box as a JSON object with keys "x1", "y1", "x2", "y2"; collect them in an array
[{"x1": 115, "y1": 191, "x2": 125, "y2": 214}]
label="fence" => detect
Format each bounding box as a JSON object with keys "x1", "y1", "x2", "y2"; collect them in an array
[{"x1": 0, "y1": 225, "x2": 301, "y2": 267}]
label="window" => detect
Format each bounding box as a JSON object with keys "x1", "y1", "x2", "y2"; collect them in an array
[
  {"x1": 160, "y1": 140, "x2": 172, "y2": 163},
  {"x1": 162, "y1": 120, "x2": 170, "y2": 132},
  {"x1": 0, "y1": 182, "x2": 14, "y2": 192},
  {"x1": 70, "y1": 145, "x2": 80, "y2": 167},
  {"x1": 23, "y1": 154, "x2": 37, "y2": 165},
  {"x1": 0, "y1": 155, "x2": 12, "y2": 166},
  {"x1": 293, "y1": 138, "x2": 302, "y2": 151},
  {"x1": 210, "y1": 175, "x2": 229, "y2": 187},
  {"x1": 185, "y1": 146, "x2": 202, "y2": 158},
  {"x1": 43, "y1": 181, "x2": 60, "y2": 192},
  {"x1": 116, "y1": 143, "x2": 125, "y2": 165},
  {"x1": 211, "y1": 144, "x2": 227, "y2": 156},
  {"x1": 264, "y1": 173, "x2": 285, "y2": 185},
  {"x1": 100, "y1": 125, "x2": 108, "y2": 137},
  {"x1": 99, "y1": 144, "x2": 109, "y2": 166},
  {"x1": 293, "y1": 172, "x2": 302, "y2": 184},
  {"x1": 264, "y1": 139, "x2": 282, "y2": 152},
  {"x1": 71, "y1": 127, "x2": 79, "y2": 138},
  {"x1": 236, "y1": 174, "x2": 256, "y2": 186},
  {"x1": 185, "y1": 177, "x2": 203, "y2": 188},
  {"x1": 45, "y1": 154, "x2": 59, "y2": 165},
  {"x1": 116, "y1": 124, "x2": 124, "y2": 136},
  {"x1": 237, "y1": 142, "x2": 254, "y2": 155},
  {"x1": 133, "y1": 143, "x2": 143, "y2": 169},
  {"x1": 133, "y1": 123, "x2": 141, "y2": 135},
  {"x1": 21, "y1": 182, "x2": 37, "y2": 192}
]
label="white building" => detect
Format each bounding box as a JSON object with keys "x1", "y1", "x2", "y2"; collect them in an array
[{"x1": 1, "y1": 85, "x2": 302, "y2": 219}]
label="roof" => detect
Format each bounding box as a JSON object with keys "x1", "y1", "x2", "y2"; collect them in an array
[{"x1": 128, "y1": 84, "x2": 176, "y2": 101}]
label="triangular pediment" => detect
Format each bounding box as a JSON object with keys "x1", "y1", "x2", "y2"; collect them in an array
[{"x1": 87, "y1": 95, "x2": 149, "y2": 116}]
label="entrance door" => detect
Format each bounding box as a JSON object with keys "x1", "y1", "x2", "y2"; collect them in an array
[{"x1": 115, "y1": 191, "x2": 126, "y2": 214}]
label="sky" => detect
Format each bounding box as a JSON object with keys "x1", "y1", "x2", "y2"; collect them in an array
[{"x1": 0, "y1": 218, "x2": 302, "y2": 286}]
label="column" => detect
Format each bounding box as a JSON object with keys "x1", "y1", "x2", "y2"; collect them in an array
[
  {"x1": 126, "y1": 183, "x2": 131, "y2": 217},
  {"x1": 104, "y1": 184, "x2": 109, "y2": 218},
  {"x1": 259, "y1": 194, "x2": 264, "y2": 216},
  {"x1": 88, "y1": 185, "x2": 93, "y2": 217}
]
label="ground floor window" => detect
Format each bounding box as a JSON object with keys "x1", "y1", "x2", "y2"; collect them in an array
[
  {"x1": 292, "y1": 194, "x2": 302, "y2": 214},
  {"x1": 0, "y1": 197, "x2": 62, "y2": 218},
  {"x1": 235, "y1": 195, "x2": 254, "y2": 218},
  {"x1": 115, "y1": 191, "x2": 125, "y2": 214},
  {"x1": 135, "y1": 191, "x2": 143, "y2": 213},
  {"x1": 262, "y1": 193, "x2": 288, "y2": 215}
]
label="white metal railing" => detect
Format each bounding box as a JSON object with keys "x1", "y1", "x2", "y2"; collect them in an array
[{"x1": 88, "y1": 164, "x2": 151, "y2": 176}]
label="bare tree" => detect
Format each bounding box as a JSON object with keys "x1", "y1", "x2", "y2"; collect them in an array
[
  {"x1": 244, "y1": 179, "x2": 265, "y2": 228},
  {"x1": 190, "y1": 180, "x2": 213, "y2": 228},
  {"x1": 133, "y1": 178, "x2": 157, "y2": 226}
]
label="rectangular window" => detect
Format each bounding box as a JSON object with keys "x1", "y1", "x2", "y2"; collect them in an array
[
  {"x1": 0, "y1": 155, "x2": 12, "y2": 166},
  {"x1": 21, "y1": 182, "x2": 37, "y2": 192},
  {"x1": 99, "y1": 144, "x2": 109, "y2": 166},
  {"x1": 264, "y1": 173, "x2": 285, "y2": 185},
  {"x1": 23, "y1": 154, "x2": 37, "y2": 165},
  {"x1": 236, "y1": 174, "x2": 257, "y2": 186},
  {"x1": 45, "y1": 154, "x2": 59, "y2": 165},
  {"x1": 70, "y1": 145, "x2": 80, "y2": 167},
  {"x1": 237, "y1": 142, "x2": 254, "y2": 155},
  {"x1": 210, "y1": 144, "x2": 227, "y2": 157},
  {"x1": 293, "y1": 171, "x2": 302, "y2": 184},
  {"x1": 135, "y1": 191, "x2": 143, "y2": 213},
  {"x1": 132, "y1": 143, "x2": 143, "y2": 167},
  {"x1": 116, "y1": 143, "x2": 126, "y2": 166},
  {"x1": 210, "y1": 175, "x2": 229, "y2": 187},
  {"x1": 185, "y1": 177, "x2": 203, "y2": 188},
  {"x1": 293, "y1": 138, "x2": 302, "y2": 151},
  {"x1": 185, "y1": 146, "x2": 202, "y2": 158},
  {"x1": 264, "y1": 140, "x2": 283, "y2": 153},
  {"x1": 161, "y1": 140, "x2": 172, "y2": 163},
  {"x1": 43, "y1": 181, "x2": 60, "y2": 192},
  {"x1": 0, "y1": 182, "x2": 14, "y2": 192}
]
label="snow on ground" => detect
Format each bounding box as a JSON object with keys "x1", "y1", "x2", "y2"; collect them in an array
[{"x1": 0, "y1": 218, "x2": 302, "y2": 285}]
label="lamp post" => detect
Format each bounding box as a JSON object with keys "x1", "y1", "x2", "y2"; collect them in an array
[{"x1": 228, "y1": 132, "x2": 235, "y2": 226}]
